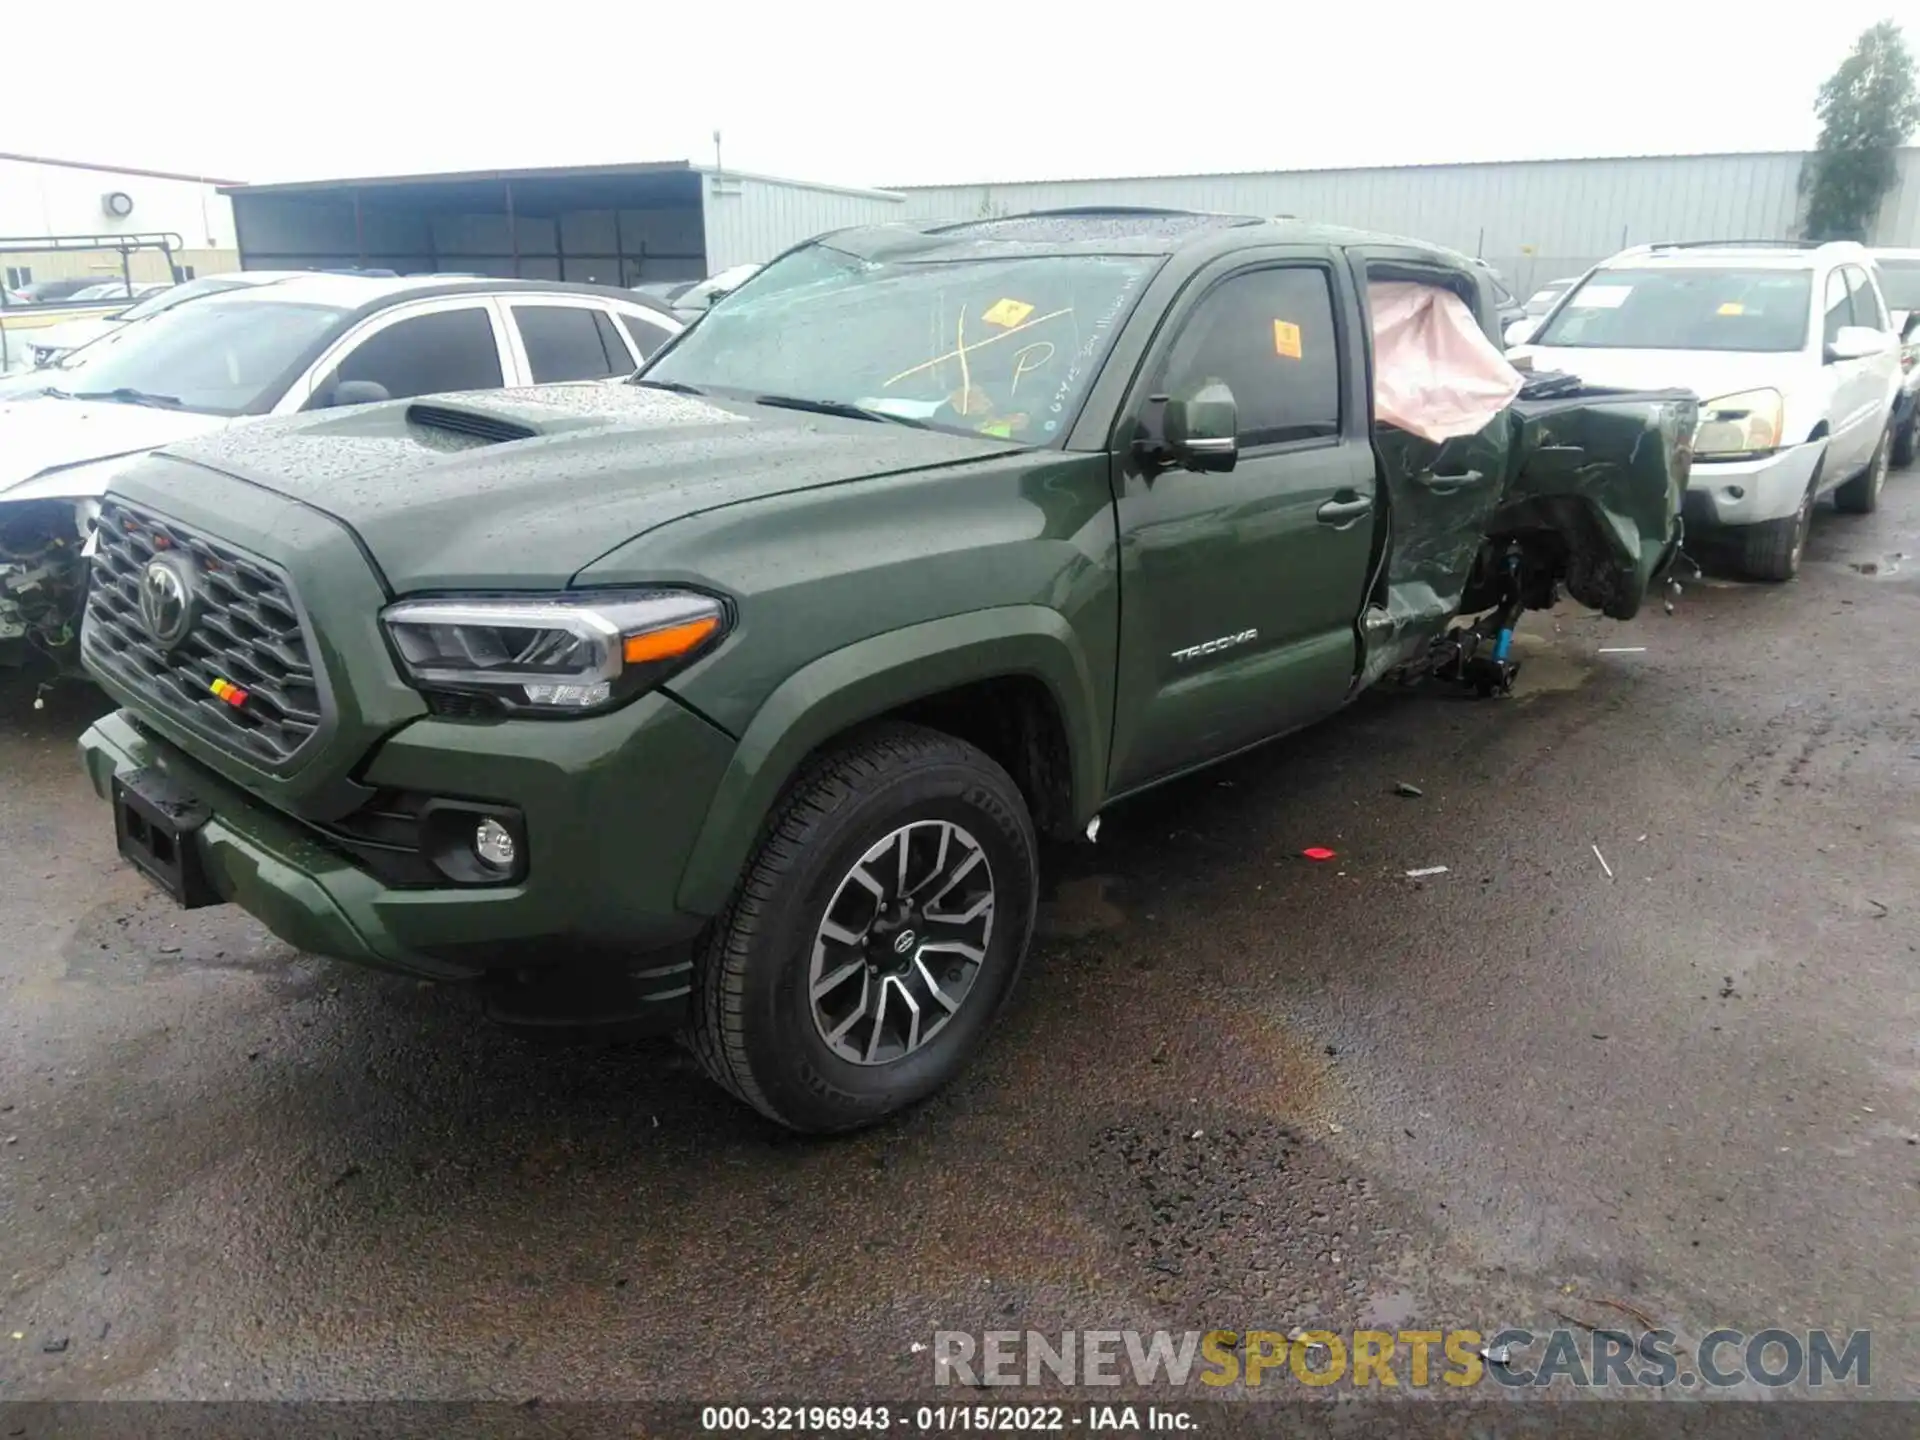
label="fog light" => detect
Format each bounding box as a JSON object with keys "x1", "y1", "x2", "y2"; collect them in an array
[
  {"x1": 474, "y1": 818, "x2": 517, "y2": 869},
  {"x1": 1722, "y1": 485, "x2": 1745, "y2": 502}
]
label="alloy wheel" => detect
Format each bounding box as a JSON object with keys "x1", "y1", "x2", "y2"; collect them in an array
[{"x1": 808, "y1": 820, "x2": 996, "y2": 1066}]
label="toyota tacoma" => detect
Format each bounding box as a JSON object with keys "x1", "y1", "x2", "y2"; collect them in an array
[{"x1": 77, "y1": 210, "x2": 1696, "y2": 1131}]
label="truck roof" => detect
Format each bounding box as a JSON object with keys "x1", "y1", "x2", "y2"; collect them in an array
[{"x1": 825, "y1": 208, "x2": 1477, "y2": 269}]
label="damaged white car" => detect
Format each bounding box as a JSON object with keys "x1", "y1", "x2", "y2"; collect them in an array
[{"x1": 0, "y1": 273, "x2": 682, "y2": 663}]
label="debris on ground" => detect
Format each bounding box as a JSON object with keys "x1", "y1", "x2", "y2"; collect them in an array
[
  {"x1": 1393, "y1": 782, "x2": 1424, "y2": 798},
  {"x1": 1597, "y1": 647, "x2": 1647, "y2": 654},
  {"x1": 42, "y1": 1337, "x2": 68, "y2": 1354},
  {"x1": 1481, "y1": 1342, "x2": 1515, "y2": 1366},
  {"x1": 1591, "y1": 844, "x2": 1614, "y2": 880},
  {"x1": 1303, "y1": 847, "x2": 1337, "y2": 862},
  {"x1": 1406, "y1": 865, "x2": 1449, "y2": 879}
]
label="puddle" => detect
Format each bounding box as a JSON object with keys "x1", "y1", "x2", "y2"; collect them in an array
[
  {"x1": 1036, "y1": 874, "x2": 1129, "y2": 939},
  {"x1": 1506, "y1": 631, "x2": 1593, "y2": 697},
  {"x1": 1848, "y1": 553, "x2": 1904, "y2": 578}
]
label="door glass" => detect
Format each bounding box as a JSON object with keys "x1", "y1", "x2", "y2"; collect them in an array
[
  {"x1": 1844, "y1": 267, "x2": 1887, "y2": 331},
  {"x1": 514, "y1": 304, "x2": 629, "y2": 382},
  {"x1": 1822, "y1": 270, "x2": 1854, "y2": 346},
  {"x1": 591, "y1": 309, "x2": 638, "y2": 371},
  {"x1": 327, "y1": 307, "x2": 503, "y2": 400},
  {"x1": 1152, "y1": 267, "x2": 1341, "y2": 447},
  {"x1": 619, "y1": 311, "x2": 675, "y2": 361}
]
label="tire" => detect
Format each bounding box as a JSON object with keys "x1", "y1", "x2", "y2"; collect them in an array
[
  {"x1": 1833, "y1": 426, "x2": 1891, "y2": 515},
  {"x1": 688, "y1": 722, "x2": 1039, "y2": 1133},
  {"x1": 1892, "y1": 410, "x2": 1916, "y2": 470},
  {"x1": 1739, "y1": 461, "x2": 1819, "y2": 582}
]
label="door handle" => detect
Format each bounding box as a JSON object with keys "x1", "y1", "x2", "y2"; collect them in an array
[
  {"x1": 1426, "y1": 468, "x2": 1484, "y2": 495},
  {"x1": 1316, "y1": 494, "x2": 1374, "y2": 525}
]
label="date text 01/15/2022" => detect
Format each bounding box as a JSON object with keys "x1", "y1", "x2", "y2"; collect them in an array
[{"x1": 699, "y1": 1405, "x2": 1198, "y2": 1431}]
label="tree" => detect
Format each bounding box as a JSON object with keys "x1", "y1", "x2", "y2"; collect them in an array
[{"x1": 1801, "y1": 20, "x2": 1920, "y2": 241}]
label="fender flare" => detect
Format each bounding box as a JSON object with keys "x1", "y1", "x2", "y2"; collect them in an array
[{"x1": 674, "y1": 605, "x2": 1106, "y2": 916}]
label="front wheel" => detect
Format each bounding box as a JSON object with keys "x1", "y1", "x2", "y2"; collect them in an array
[
  {"x1": 1739, "y1": 466, "x2": 1819, "y2": 582},
  {"x1": 1833, "y1": 427, "x2": 1891, "y2": 514},
  {"x1": 688, "y1": 723, "x2": 1039, "y2": 1133}
]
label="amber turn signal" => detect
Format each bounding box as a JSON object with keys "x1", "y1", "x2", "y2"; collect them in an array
[{"x1": 623, "y1": 616, "x2": 720, "y2": 665}]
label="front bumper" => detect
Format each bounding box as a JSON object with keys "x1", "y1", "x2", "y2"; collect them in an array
[
  {"x1": 1682, "y1": 441, "x2": 1827, "y2": 529},
  {"x1": 79, "y1": 691, "x2": 737, "y2": 1001}
]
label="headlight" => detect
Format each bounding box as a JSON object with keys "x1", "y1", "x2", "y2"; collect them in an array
[
  {"x1": 1693, "y1": 388, "x2": 1783, "y2": 457},
  {"x1": 381, "y1": 589, "x2": 728, "y2": 717}
]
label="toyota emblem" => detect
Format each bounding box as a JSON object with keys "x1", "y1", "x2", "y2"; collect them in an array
[{"x1": 138, "y1": 555, "x2": 197, "y2": 650}]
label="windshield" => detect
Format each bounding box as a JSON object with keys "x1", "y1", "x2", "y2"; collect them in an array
[
  {"x1": 1535, "y1": 268, "x2": 1811, "y2": 352},
  {"x1": 53, "y1": 297, "x2": 346, "y2": 414},
  {"x1": 1874, "y1": 259, "x2": 1920, "y2": 312},
  {"x1": 645, "y1": 242, "x2": 1158, "y2": 441},
  {"x1": 118, "y1": 276, "x2": 252, "y2": 322},
  {"x1": 1524, "y1": 282, "x2": 1571, "y2": 316}
]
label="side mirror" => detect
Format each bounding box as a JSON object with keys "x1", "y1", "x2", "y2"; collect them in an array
[
  {"x1": 1504, "y1": 317, "x2": 1541, "y2": 347},
  {"x1": 1142, "y1": 379, "x2": 1238, "y2": 473},
  {"x1": 1824, "y1": 325, "x2": 1891, "y2": 364},
  {"x1": 321, "y1": 378, "x2": 392, "y2": 408}
]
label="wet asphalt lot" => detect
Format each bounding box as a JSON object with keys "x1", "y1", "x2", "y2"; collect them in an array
[{"x1": 1, "y1": 480, "x2": 1917, "y2": 1407}]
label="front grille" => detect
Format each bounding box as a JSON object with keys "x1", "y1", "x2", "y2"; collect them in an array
[{"x1": 85, "y1": 501, "x2": 327, "y2": 768}]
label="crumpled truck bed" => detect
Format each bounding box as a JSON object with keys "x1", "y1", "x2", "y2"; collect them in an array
[{"x1": 1361, "y1": 384, "x2": 1698, "y2": 686}]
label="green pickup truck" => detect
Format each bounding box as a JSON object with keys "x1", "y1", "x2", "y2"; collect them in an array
[{"x1": 77, "y1": 211, "x2": 1696, "y2": 1132}]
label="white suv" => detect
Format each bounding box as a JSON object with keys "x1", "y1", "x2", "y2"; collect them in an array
[{"x1": 1506, "y1": 241, "x2": 1904, "y2": 580}]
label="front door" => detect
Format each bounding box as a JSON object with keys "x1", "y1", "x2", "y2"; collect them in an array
[{"x1": 1107, "y1": 257, "x2": 1378, "y2": 792}]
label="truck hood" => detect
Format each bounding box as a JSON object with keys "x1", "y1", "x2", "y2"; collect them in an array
[
  {"x1": 140, "y1": 384, "x2": 1026, "y2": 592},
  {"x1": 0, "y1": 397, "x2": 231, "y2": 501},
  {"x1": 1508, "y1": 345, "x2": 1796, "y2": 405}
]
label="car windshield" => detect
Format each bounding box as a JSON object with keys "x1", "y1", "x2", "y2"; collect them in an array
[
  {"x1": 644, "y1": 242, "x2": 1159, "y2": 442},
  {"x1": 50, "y1": 296, "x2": 347, "y2": 414},
  {"x1": 1874, "y1": 259, "x2": 1920, "y2": 312},
  {"x1": 1535, "y1": 268, "x2": 1811, "y2": 352},
  {"x1": 118, "y1": 276, "x2": 252, "y2": 322},
  {"x1": 1524, "y1": 282, "x2": 1571, "y2": 316}
]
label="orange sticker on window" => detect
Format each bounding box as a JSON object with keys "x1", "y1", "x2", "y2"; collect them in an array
[
  {"x1": 982, "y1": 297, "x2": 1036, "y2": 329},
  {"x1": 1273, "y1": 320, "x2": 1303, "y2": 359},
  {"x1": 1717, "y1": 301, "x2": 1745, "y2": 316}
]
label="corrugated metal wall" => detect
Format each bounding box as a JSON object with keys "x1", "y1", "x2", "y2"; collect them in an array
[
  {"x1": 698, "y1": 171, "x2": 906, "y2": 272},
  {"x1": 898, "y1": 149, "x2": 1920, "y2": 298}
]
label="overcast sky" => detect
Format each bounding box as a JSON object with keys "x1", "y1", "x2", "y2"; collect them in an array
[{"x1": 10, "y1": 2, "x2": 1913, "y2": 189}]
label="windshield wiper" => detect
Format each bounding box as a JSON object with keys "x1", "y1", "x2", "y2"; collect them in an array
[
  {"x1": 631, "y1": 378, "x2": 706, "y2": 396},
  {"x1": 73, "y1": 387, "x2": 184, "y2": 409},
  {"x1": 751, "y1": 394, "x2": 928, "y2": 429}
]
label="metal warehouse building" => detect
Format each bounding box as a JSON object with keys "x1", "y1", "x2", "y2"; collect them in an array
[
  {"x1": 896, "y1": 148, "x2": 1920, "y2": 297},
  {"x1": 223, "y1": 161, "x2": 907, "y2": 286}
]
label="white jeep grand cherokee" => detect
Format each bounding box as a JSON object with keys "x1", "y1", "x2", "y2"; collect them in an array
[{"x1": 1506, "y1": 240, "x2": 1903, "y2": 581}]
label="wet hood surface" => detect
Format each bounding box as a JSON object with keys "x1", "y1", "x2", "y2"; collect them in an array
[{"x1": 147, "y1": 384, "x2": 1024, "y2": 591}]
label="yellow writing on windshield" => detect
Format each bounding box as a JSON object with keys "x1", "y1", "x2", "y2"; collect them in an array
[
  {"x1": 883, "y1": 308, "x2": 1074, "y2": 387},
  {"x1": 982, "y1": 297, "x2": 1036, "y2": 329}
]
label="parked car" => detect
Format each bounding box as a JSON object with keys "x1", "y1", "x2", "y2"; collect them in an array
[
  {"x1": 1468, "y1": 258, "x2": 1526, "y2": 329},
  {"x1": 66, "y1": 280, "x2": 170, "y2": 304},
  {"x1": 26, "y1": 273, "x2": 280, "y2": 368},
  {"x1": 75, "y1": 209, "x2": 1695, "y2": 1131},
  {"x1": 672, "y1": 262, "x2": 761, "y2": 318},
  {"x1": 1506, "y1": 240, "x2": 1903, "y2": 580},
  {"x1": 10, "y1": 276, "x2": 116, "y2": 305},
  {"x1": 1867, "y1": 247, "x2": 1920, "y2": 467},
  {"x1": 0, "y1": 275, "x2": 682, "y2": 660},
  {"x1": 1523, "y1": 277, "x2": 1579, "y2": 316}
]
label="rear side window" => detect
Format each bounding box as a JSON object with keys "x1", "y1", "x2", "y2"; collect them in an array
[
  {"x1": 592, "y1": 310, "x2": 637, "y2": 370},
  {"x1": 514, "y1": 305, "x2": 632, "y2": 382},
  {"x1": 1822, "y1": 271, "x2": 1853, "y2": 345},
  {"x1": 1152, "y1": 266, "x2": 1341, "y2": 447},
  {"x1": 619, "y1": 311, "x2": 676, "y2": 361},
  {"x1": 328, "y1": 307, "x2": 503, "y2": 400},
  {"x1": 1844, "y1": 267, "x2": 1887, "y2": 330}
]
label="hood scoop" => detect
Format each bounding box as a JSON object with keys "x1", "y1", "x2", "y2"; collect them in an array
[{"x1": 404, "y1": 402, "x2": 539, "y2": 446}]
